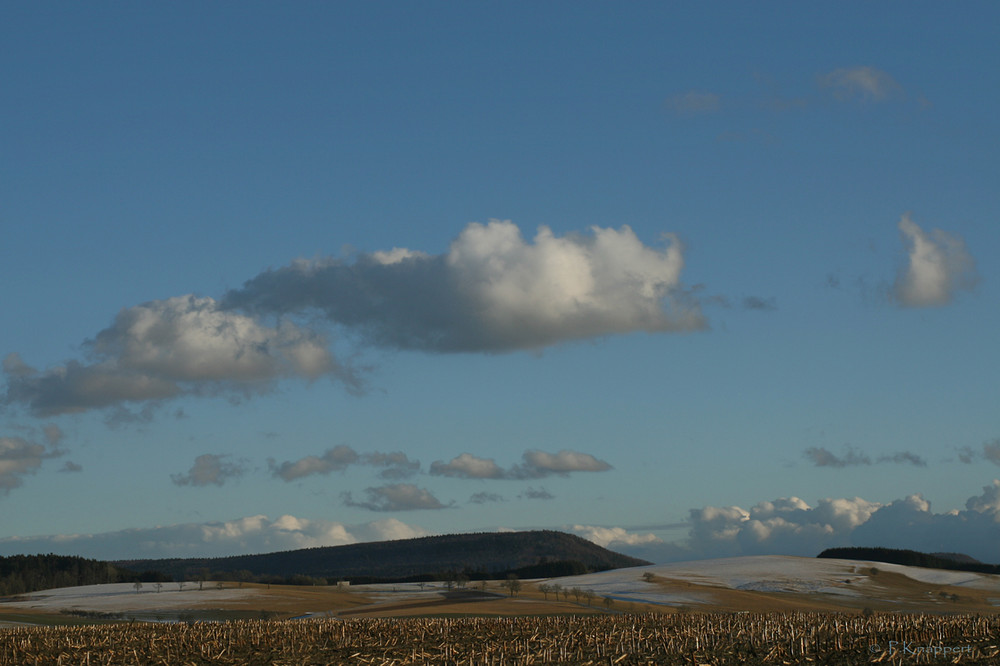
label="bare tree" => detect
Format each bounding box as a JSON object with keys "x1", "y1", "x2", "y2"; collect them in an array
[
  {"x1": 133, "y1": 581, "x2": 142, "y2": 594},
  {"x1": 538, "y1": 583, "x2": 551, "y2": 600},
  {"x1": 504, "y1": 574, "x2": 521, "y2": 597}
]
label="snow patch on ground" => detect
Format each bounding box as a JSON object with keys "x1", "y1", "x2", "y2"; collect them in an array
[
  {"x1": 3, "y1": 583, "x2": 258, "y2": 612},
  {"x1": 547, "y1": 556, "x2": 1000, "y2": 607}
]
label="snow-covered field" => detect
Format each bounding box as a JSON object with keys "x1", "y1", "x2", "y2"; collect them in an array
[
  {"x1": 4, "y1": 582, "x2": 258, "y2": 612},
  {"x1": 549, "y1": 556, "x2": 1000, "y2": 608},
  {"x1": 3, "y1": 555, "x2": 999, "y2": 620}
]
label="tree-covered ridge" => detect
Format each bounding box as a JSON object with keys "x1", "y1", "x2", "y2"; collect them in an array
[
  {"x1": 117, "y1": 530, "x2": 650, "y2": 583},
  {"x1": 818, "y1": 547, "x2": 1000, "y2": 575},
  {"x1": 0, "y1": 554, "x2": 168, "y2": 597}
]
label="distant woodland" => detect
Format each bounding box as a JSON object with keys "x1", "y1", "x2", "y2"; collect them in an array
[
  {"x1": 818, "y1": 547, "x2": 999, "y2": 575},
  {"x1": 0, "y1": 554, "x2": 169, "y2": 597}
]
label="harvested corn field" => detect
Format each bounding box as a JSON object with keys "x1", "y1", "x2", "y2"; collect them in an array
[{"x1": 2, "y1": 612, "x2": 999, "y2": 665}]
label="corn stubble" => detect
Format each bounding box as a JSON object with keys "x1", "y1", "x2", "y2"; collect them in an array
[{"x1": 2, "y1": 612, "x2": 998, "y2": 665}]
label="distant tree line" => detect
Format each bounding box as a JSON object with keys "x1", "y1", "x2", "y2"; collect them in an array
[
  {"x1": 817, "y1": 547, "x2": 999, "y2": 575},
  {"x1": 0, "y1": 554, "x2": 169, "y2": 597},
  {"x1": 171, "y1": 559, "x2": 593, "y2": 588},
  {"x1": 2, "y1": 552, "x2": 605, "y2": 596}
]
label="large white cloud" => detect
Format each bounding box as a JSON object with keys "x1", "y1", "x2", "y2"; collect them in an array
[
  {"x1": 3, "y1": 295, "x2": 349, "y2": 417},
  {"x1": 0, "y1": 514, "x2": 433, "y2": 560},
  {"x1": 223, "y1": 220, "x2": 703, "y2": 353},
  {"x1": 3, "y1": 222, "x2": 701, "y2": 418},
  {"x1": 893, "y1": 214, "x2": 977, "y2": 307}
]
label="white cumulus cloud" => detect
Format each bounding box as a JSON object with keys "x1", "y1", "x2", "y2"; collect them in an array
[
  {"x1": 3, "y1": 295, "x2": 350, "y2": 417},
  {"x1": 223, "y1": 220, "x2": 703, "y2": 353},
  {"x1": 571, "y1": 525, "x2": 662, "y2": 549},
  {"x1": 893, "y1": 214, "x2": 977, "y2": 307},
  {"x1": 0, "y1": 514, "x2": 433, "y2": 559},
  {"x1": 654, "y1": 482, "x2": 1000, "y2": 564}
]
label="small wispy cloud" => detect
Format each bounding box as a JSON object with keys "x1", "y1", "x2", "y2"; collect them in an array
[
  {"x1": 819, "y1": 66, "x2": 903, "y2": 102},
  {"x1": 270, "y1": 446, "x2": 421, "y2": 482},
  {"x1": 269, "y1": 445, "x2": 360, "y2": 481},
  {"x1": 742, "y1": 296, "x2": 777, "y2": 311},
  {"x1": 342, "y1": 484, "x2": 452, "y2": 511},
  {"x1": 893, "y1": 214, "x2": 977, "y2": 307},
  {"x1": 0, "y1": 436, "x2": 61, "y2": 495},
  {"x1": 171, "y1": 453, "x2": 247, "y2": 487},
  {"x1": 804, "y1": 446, "x2": 871, "y2": 468},
  {"x1": 519, "y1": 487, "x2": 555, "y2": 500},
  {"x1": 957, "y1": 440, "x2": 1000, "y2": 466},
  {"x1": 362, "y1": 451, "x2": 421, "y2": 480},
  {"x1": 468, "y1": 492, "x2": 505, "y2": 504},
  {"x1": 876, "y1": 451, "x2": 927, "y2": 467},
  {"x1": 665, "y1": 90, "x2": 721, "y2": 115},
  {"x1": 429, "y1": 449, "x2": 612, "y2": 480},
  {"x1": 804, "y1": 446, "x2": 925, "y2": 468}
]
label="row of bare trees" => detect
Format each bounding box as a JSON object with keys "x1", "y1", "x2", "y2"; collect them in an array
[{"x1": 536, "y1": 582, "x2": 614, "y2": 608}]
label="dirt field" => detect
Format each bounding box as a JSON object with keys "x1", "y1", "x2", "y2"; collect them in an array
[{"x1": 3, "y1": 612, "x2": 999, "y2": 665}]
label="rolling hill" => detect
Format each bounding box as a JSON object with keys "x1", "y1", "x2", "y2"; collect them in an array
[{"x1": 116, "y1": 530, "x2": 649, "y2": 582}]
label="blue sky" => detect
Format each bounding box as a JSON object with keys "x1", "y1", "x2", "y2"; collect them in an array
[{"x1": 2, "y1": 2, "x2": 999, "y2": 563}]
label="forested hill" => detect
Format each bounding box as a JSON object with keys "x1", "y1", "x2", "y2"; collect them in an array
[
  {"x1": 818, "y1": 547, "x2": 1000, "y2": 575},
  {"x1": 117, "y1": 530, "x2": 650, "y2": 583},
  {"x1": 0, "y1": 554, "x2": 167, "y2": 597}
]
